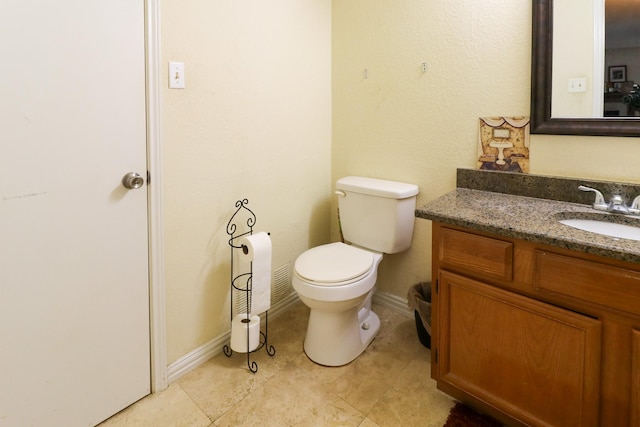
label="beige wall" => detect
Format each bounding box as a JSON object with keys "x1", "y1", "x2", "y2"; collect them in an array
[
  {"x1": 161, "y1": 0, "x2": 332, "y2": 364},
  {"x1": 161, "y1": 0, "x2": 640, "y2": 366},
  {"x1": 332, "y1": 1, "x2": 640, "y2": 301}
]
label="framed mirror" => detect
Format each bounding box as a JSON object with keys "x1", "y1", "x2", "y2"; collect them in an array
[{"x1": 531, "y1": 0, "x2": 640, "y2": 136}]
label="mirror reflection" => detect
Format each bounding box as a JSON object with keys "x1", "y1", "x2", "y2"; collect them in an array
[{"x1": 551, "y1": 0, "x2": 640, "y2": 118}]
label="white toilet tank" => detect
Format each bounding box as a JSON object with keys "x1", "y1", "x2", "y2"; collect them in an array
[{"x1": 336, "y1": 176, "x2": 419, "y2": 254}]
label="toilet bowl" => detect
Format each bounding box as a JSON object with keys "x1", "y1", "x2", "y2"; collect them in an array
[{"x1": 292, "y1": 242, "x2": 383, "y2": 366}]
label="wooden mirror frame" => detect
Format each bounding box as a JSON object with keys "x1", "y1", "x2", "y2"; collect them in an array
[{"x1": 531, "y1": 0, "x2": 640, "y2": 137}]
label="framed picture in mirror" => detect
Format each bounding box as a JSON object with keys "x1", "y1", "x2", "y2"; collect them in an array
[{"x1": 609, "y1": 65, "x2": 627, "y2": 83}]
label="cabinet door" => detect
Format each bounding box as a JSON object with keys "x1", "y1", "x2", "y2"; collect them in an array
[
  {"x1": 633, "y1": 329, "x2": 640, "y2": 427},
  {"x1": 436, "y1": 271, "x2": 602, "y2": 427}
]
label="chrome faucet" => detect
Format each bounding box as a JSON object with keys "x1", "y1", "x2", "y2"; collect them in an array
[
  {"x1": 607, "y1": 194, "x2": 630, "y2": 214},
  {"x1": 578, "y1": 185, "x2": 639, "y2": 216}
]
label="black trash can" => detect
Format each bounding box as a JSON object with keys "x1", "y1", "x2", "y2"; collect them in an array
[{"x1": 407, "y1": 282, "x2": 432, "y2": 348}]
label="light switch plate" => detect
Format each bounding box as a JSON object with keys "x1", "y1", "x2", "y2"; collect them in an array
[
  {"x1": 169, "y1": 62, "x2": 185, "y2": 89},
  {"x1": 568, "y1": 77, "x2": 586, "y2": 93}
]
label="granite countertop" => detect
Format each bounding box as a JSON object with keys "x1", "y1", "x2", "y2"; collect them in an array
[{"x1": 416, "y1": 187, "x2": 640, "y2": 264}]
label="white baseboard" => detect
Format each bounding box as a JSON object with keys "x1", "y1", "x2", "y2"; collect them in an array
[
  {"x1": 167, "y1": 291, "x2": 409, "y2": 383},
  {"x1": 373, "y1": 291, "x2": 412, "y2": 318},
  {"x1": 166, "y1": 293, "x2": 300, "y2": 384}
]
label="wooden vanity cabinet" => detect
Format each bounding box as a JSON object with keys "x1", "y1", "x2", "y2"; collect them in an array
[
  {"x1": 431, "y1": 222, "x2": 640, "y2": 427},
  {"x1": 633, "y1": 329, "x2": 640, "y2": 427}
]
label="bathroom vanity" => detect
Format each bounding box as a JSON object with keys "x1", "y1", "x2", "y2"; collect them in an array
[{"x1": 417, "y1": 170, "x2": 640, "y2": 427}]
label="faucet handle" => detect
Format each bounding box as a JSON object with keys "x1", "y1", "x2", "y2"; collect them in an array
[
  {"x1": 578, "y1": 185, "x2": 608, "y2": 211},
  {"x1": 630, "y1": 195, "x2": 640, "y2": 214}
]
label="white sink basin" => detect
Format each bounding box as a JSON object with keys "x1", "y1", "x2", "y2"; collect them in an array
[{"x1": 559, "y1": 219, "x2": 640, "y2": 242}]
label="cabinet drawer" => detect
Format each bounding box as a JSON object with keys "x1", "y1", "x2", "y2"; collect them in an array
[
  {"x1": 535, "y1": 251, "x2": 640, "y2": 316},
  {"x1": 439, "y1": 227, "x2": 513, "y2": 282}
]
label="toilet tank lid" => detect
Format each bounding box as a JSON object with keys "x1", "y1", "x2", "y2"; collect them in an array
[{"x1": 336, "y1": 176, "x2": 419, "y2": 199}]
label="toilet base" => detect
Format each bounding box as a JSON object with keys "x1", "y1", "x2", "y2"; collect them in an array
[{"x1": 303, "y1": 305, "x2": 380, "y2": 366}]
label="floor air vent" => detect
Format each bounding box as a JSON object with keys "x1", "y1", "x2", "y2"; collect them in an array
[
  {"x1": 272, "y1": 263, "x2": 292, "y2": 304},
  {"x1": 233, "y1": 263, "x2": 291, "y2": 315}
]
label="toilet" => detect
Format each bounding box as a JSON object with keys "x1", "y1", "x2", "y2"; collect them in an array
[{"x1": 292, "y1": 176, "x2": 419, "y2": 366}]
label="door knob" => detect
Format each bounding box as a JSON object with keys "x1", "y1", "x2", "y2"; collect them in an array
[{"x1": 122, "y1": 172, "x2": 145, "y2": 189}]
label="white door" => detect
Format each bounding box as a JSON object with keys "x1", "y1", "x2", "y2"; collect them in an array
[{"x1": 0, "y1": 1, "x2": 150, "y2": 426}]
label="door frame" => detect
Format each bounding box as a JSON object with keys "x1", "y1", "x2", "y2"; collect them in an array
[{"x1": 146, "y1": 0, "x2": 168, "y2": 393}]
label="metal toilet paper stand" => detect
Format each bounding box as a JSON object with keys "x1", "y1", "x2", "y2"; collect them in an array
[{"x1": 223, "y1": 198, "x2": 276, "y2": 373}]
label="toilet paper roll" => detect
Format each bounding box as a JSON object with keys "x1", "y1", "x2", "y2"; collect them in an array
[
  {"x1": 239, "y1": 232, "x2": 272, "y2": 315},
  {"x1": 230, "y1": 313, "x2": 261, "y2": 353}
]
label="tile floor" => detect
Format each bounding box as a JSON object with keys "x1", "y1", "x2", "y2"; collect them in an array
[{"x1": 100, "y1": 301, "x2": 455, "y2": 426}]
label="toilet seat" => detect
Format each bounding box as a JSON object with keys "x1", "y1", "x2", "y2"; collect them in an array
[{"x1": 294, "y1": 242, "x2": 374, "y2": 286}]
